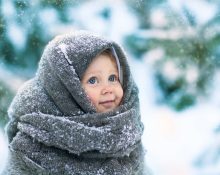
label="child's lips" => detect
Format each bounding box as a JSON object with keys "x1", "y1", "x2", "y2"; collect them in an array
[{"x1": 99, "y1": 100, "x2": 115, "y2": 108}]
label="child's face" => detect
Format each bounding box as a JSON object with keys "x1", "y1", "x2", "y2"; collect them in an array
[{"x1": 81, "y1": 54, "x2": 123, "y2": 113}]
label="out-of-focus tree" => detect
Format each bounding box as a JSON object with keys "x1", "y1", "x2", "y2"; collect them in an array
[
  {"x1": 0, "y1": 80, "x2": 14, "y2": 127},
  {"x1": 126, "y1": 1, "x2": 220, "y2": 111},
  {"x1": 126, "y1": 0, "x2": 220, "y2": 171},
  {"x1": 127, "y1": 0, "x2": 166, "y2": 29},
  {"x1": 192, "y1": 1, "x2": 220, "y2": 171},
  {"x1": 0, "y1": 0, "x2": 86, "y2": 126},
  {"x1": 0, "y1": 0, "x2": 86, "y2": 77}
]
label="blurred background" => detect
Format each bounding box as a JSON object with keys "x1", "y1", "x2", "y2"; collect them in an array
[{"x1": 0, "y1": 0, "x2": 220, "y2": 174}]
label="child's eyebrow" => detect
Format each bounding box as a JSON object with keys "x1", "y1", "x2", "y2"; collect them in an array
[
  {"x1": 87, "y1": 69, "x2": 118, "y2": 75},
  {"x1": 85, "y1": 70, "x2": 102, "y2": 75}
]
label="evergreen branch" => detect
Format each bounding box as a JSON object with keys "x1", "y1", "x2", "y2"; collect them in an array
[{"x1": 0, "y1": 108, "x2": 7, "y2": 115}]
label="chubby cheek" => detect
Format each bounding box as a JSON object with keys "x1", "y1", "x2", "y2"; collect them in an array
[
  {"x1": 117, "y1": 86, "x2": 124, "y2": 105},
  {"x1": 84, "y1": 88, "x2": 99, "y2": 106}
]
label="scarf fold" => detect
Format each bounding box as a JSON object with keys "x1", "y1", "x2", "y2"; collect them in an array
[
  {"x1": 9, "y1": 133, "x2": 144, "y2": 175},
  {"x1": 9, "y1": 105, "x2": 144, "y2": 174},
  {"x1": 5, "y1": 31, "x2": 146, "y2": 175},
  {"x1": 16, "y1": 107, "x2": 143, "y2": 157}
]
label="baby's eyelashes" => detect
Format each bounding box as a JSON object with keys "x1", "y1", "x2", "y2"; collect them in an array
[
  {"x1": 108, "y1": 74, "x2": 118, "y2": 82},
  {"x1": 86, "y1": 74, "x2": 119, "y2": 85},
  {"x1": 87, "y1": 76, "x2": 98, "y2": 84}
]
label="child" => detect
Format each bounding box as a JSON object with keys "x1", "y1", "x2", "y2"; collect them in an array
[{"x1": 4, "y1": 31, "x2": 146, "y2": 175}]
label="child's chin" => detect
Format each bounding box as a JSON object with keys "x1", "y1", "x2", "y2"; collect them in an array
[{"x1": 98, "y1": 106, "x2": 116, "y2": 113}]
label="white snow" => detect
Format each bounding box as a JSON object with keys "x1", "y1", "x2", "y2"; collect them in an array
[
  {"x1": 7, "y1": 22, "x2": 27, "y2": 51},
  {"x1": 67, "y1": 0, "x2": 138, "y2": 43},
  {"x1": 168, "y1": 0, "x2": 217, "y2": 25},
  {"x1": 58, "y1": 43, "x2": 73, "y2": 64},
  {"x1": 0, "y1": 129, "x2": 8, "y2": 174},
  {"x1": 39, "y1": 8, "x2": 59, "y2": 27},
  {"x1": 1, "y1": 0, "x2": 27, "y2": 50},
  {"x1": 130, "y1": 56, "x2": 220, "y2": 175},
  {"x1": 1, "y1": 0, "x2": 15, "y2": 17}
]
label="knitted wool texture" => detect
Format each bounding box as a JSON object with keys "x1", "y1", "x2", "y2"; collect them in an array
[{"x1": 4, "y1": 31, "x2": 145, "y2": 175}]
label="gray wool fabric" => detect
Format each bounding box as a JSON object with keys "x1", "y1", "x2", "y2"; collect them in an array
[{"x1": 3, "y1": 31, "x2": 147, "y2": 175}]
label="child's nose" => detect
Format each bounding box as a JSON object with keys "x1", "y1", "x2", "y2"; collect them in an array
[{"x1": 101, "y1": 84, "x2": 113, "y2": 95}]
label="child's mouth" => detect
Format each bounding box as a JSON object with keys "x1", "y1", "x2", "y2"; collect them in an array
[{"x1": 99, "y1": 100, "x2": 115, "y2": 108}]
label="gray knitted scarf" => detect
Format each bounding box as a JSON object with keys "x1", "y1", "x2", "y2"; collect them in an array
[{"x1": 4, "y1": 31, "x2": 145, "y2": 175}]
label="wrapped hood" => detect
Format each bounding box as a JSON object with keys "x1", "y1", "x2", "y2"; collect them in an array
[{"x1": 36, "y1": 31, "x2": 136, "y2": 114}]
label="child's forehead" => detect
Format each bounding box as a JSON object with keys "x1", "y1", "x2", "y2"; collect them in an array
[{"x1": 85, "y1": 54, "x2": 118, "y2": 74}]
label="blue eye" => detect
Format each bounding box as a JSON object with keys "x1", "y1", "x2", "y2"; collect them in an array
[
  {"x1": 109, "y1": 75, "x2": 117, "y2": 82},
  {"x1": 88, "y1": 77, "x2": 97, "y2": 84}
]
